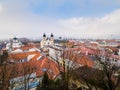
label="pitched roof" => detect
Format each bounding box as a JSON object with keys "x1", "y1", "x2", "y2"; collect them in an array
[
  {"x1": 9, "y1": 51, "x2": 41, "y2": 61},
  {"x1": 36, "y1": 57, "x2": 60, "y2": 79},
  {"x1": 62, "y1": 50, "x2": 94, "y2": 67},
  {"x1": 0, "y1": 57, "x2": 60, "y2": 80}
]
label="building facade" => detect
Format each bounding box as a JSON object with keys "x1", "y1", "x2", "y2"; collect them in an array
[
  {"x1": 40, "y1": 33, "x2": 54, "y2": 49},
  {"x1": 6, "y1": 37, "x2": 22, "y2": 50}
]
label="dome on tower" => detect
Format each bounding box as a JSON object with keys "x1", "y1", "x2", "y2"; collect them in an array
[
  {"x1": 43, "y1": 33, "x2": 46, "y2": 37},
  {"x1": 13, "y1": 37, "x2": 18, "y2": 40},
  {"x1": 50, "y1": 33, "x2": 54, "y2": 37}
]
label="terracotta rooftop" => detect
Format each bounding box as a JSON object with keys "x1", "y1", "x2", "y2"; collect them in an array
[
  {"x1": 62, "y1": 50, "x2": 94, "y2": 67},
  {"x1": 13, "y1": 45, "x2": 36, "y2": 51},
  {"x1": 9, "y1": 51, "x2": 41, "y2": 61},
  {"x1": 0, "y1": 57, "x2": 60, "y2": 80}
]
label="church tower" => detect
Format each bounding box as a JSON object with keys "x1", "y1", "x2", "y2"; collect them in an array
[
  {"x1": 50, "y1": 33, "x2": 54, "y2": 46},
  {"x1": 43, "y1": 33, "x2": 46, "y2": 40},
  {"x1": 40, "y1": 33, "x2": 47, "y2": 49},
  {"x1": 40, "y1": 33, "x2": 54, "y2": 49},
  {"x1": 50, "y1": 33, "x2": 54, "y2": 40}
]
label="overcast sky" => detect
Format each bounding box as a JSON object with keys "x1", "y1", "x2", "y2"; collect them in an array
[{"x1": 0, "y1": 0, "x2": 120, "y2": 39}]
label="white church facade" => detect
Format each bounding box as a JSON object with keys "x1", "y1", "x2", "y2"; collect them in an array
[{"x1": 40, "y1": 33, "x2": 54, "y2": 49}]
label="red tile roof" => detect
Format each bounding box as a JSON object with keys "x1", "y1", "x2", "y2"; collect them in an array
[
  {"x1": 104, "y1": 46, "x2": 119, "y2": 52},
  {"x1": 78, "y1": 55, "x2": 94, "y2": 67},
  {"x1": 9, "y1": 51, "x2": 41, "y2": 61},
  {"x1": 0, "y1": 57, "x2": 60, "y2": 80},
  {"x1": 36, "y1": 57, "x2": 60, "y2": 79},
  {"x1": 13, "y1": 45, "x2": 35, "y2": 51},
  {"x1": 62, "y1": 50, "x2": 94, "y2": 67}
]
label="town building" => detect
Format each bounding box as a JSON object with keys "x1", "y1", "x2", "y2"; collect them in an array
[
  {"x1": 40, "y1": 33, "x2": 54, "y2": 50},
  {"x1": 0, "y1": 44, "x2": 61, "y2": 90},
  {"x1": 6, "y1": 37, "x2": 22, "y2": 50}
]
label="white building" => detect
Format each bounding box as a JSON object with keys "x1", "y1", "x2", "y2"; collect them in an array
[
  {"x1": 49, "y1": 46, "x2": 62, "y2": 60},
  {"x1": 40, "y1": 33, "x2": 54, "y2": 50},
  {"x1": 118, "y1": 49, "x2": 120, "y2": 55},
  {"x1": 6, "y1": 37, "x2": 22, "y2": 50}
]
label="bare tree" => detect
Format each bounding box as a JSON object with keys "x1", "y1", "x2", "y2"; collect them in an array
[
  {"x1": 8, "y1": 61, "x2": 37, "y2": 90},
  {"x1": 19, "y1": 61, "x2": 36, "y2": 90},
  {"x1": 96, "y1": 55, "x2": 120, "y2": 90},
  {"x1": 70, "y1": 66, "x2": 106, "y2": 90},
  {"x1": 0, "y1": 50, "x2": 10, "y2": 90}
]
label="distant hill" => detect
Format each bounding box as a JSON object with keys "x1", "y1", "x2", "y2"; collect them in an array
[{"x1": 19, "y1": 38, "x2": 31, "y2": 45}]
